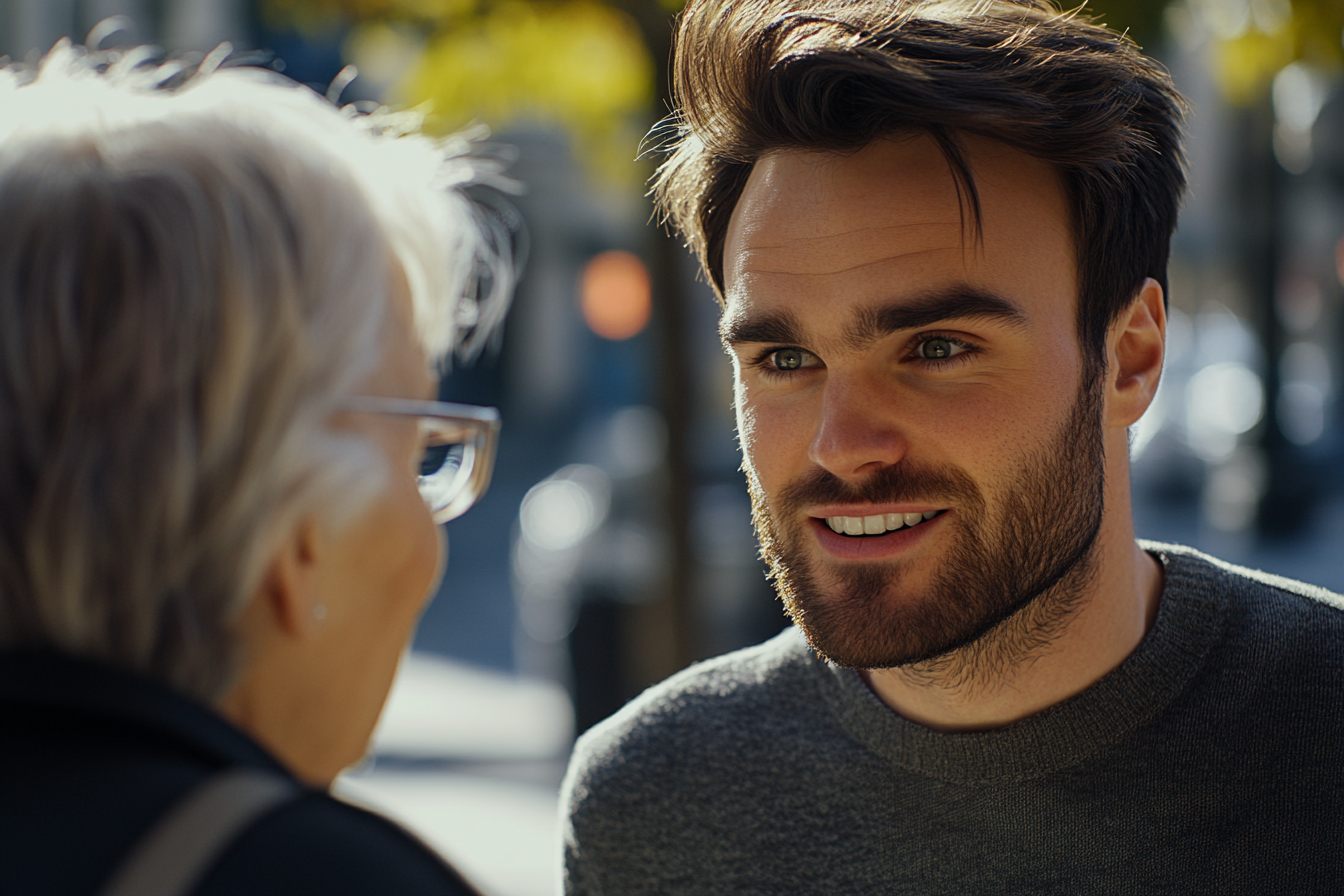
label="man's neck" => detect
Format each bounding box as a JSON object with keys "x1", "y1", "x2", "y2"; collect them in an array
[{"x1": 860, "y1": 526, "x2": 1163, "y2": 732}]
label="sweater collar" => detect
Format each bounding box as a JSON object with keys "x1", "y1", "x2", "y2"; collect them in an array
[{"x1": 808, "y1": 542, "x2": 1227, "y2": 782}]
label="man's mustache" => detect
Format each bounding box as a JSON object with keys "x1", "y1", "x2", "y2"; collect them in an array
[{"x1": 774, "y1": 461, "x2": 983, "y2": 513}]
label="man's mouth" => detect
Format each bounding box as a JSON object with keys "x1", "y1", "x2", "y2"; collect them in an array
[{"x1": 822, "y1": 510, "x2": 944, "y2": 537}]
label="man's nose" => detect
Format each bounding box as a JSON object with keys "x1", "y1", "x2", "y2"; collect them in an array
[{"x1": 806, "y1": 376, "x2": 908, "y2": 478}]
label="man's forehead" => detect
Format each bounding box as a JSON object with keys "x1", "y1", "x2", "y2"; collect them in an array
[
  {"x1": 721, "y1": 134, "x2": 1075, "y2": 331},
  {"x1": 724, "y1": 138, "x2": 965, "y2": 277}
]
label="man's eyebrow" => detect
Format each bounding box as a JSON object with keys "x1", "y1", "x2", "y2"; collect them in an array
[
  {"x1": 846, "y1": 287, "x2": 1028, "y2": 349},
  {"x1": 720, "y1": 309, "x2": 805, "y2": 347},
  {"x1": 719, "y1": 288, "x2": 1027, "y2": 349}
]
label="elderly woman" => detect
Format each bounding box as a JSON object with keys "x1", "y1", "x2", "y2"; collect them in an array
[{"x1": 0, "y1": 44, "x2": 510, "y2": 895}]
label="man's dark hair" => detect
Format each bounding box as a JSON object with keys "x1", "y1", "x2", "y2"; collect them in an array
[{"x1": 653, "y1": 0, "x2": 1187, "y2": 378}]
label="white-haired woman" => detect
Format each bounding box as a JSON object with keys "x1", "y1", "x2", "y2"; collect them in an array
[{"x1": 0, "y1": 44, "x2": 511, "y2": 895}]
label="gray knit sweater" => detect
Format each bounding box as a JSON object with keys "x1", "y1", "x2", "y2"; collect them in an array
[{"x1": 561, "y1": 543, "x2": 1344, "y2": 895}]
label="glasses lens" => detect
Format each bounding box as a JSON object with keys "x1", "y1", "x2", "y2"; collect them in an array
[
  {"x1": 420, "y1": 440, "x2": 465, "y2": 480},
  {"x1": 418, "y1": 426, "x2": 473, "y2": 518}
]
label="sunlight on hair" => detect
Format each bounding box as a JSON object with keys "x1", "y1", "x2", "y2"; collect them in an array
[{"x1": 0, "y1": 40, "x2": 513, "y2": 364}]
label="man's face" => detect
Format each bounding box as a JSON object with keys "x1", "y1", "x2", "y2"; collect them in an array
[{"x1": 722, "y1": 134, "x2": 1106, "y2": 670}]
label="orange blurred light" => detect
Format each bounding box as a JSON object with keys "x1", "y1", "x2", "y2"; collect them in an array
[{"x1": 581, "y1": 250, "x2": 652, "y2": 341}]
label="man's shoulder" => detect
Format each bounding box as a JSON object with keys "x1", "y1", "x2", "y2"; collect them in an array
[
  {"x1": 561, "y1": 628, "x2": 888, "y2": 894},
  {"x1": 562, "y1": 627, "x2": 854, "y2": 806},
  {"x1": 1147, "y1": 540, "x2": 1344, "y2": 612},
  {"x1": 571, "y1": 626, "x2": 820, "y2": 768},
  {"x1": 1146, "y1": 540, "x2": 1344, "y2": 656}
]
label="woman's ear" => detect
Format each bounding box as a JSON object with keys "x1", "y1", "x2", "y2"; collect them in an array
[
  {"x1": 253, "y1": 518, "x2": 325, "y2": 640},
  {"x1": 1106, "y1": 277, "x2": 1166, "y2": 429}
]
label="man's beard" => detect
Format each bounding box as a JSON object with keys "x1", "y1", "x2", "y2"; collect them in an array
[{"x1": 748, "y1": 377, "x2": 1106, "y2": 681}]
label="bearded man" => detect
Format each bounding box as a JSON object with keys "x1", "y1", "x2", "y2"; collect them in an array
[{"x1": 560, "y1": 0, "x2": 1344, "y2": 892}]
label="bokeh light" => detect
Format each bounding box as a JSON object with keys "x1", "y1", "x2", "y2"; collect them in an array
[{"x1": 580, "y1": 250, "x2": 652, "y2": 341}]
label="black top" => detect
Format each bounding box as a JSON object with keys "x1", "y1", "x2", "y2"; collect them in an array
[{"x1": 0, "y1": 653, "x2": 478, "y2": 895}]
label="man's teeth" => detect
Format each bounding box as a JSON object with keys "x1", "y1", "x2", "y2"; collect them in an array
[{"x1": 826, "y1": 510, "x2": 939, "y2": 536}]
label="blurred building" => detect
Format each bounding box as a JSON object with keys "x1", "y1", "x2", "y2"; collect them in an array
[{"x1": 1133, "y1": 5, "x2": 1344, "y2": 580}]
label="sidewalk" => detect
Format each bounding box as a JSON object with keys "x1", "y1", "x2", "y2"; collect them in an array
[{"x1": 335, "y1": 652, "x2": 573, "y2": 896}]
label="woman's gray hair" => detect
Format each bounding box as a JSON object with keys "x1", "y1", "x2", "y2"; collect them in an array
[{"x1": 0, "y1": 43, "x2": 513, "y2": 700}]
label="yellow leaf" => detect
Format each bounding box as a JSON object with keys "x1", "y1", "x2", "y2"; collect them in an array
[{"x1": 398, "y1": 1, "x2": 656, "y2": 184}]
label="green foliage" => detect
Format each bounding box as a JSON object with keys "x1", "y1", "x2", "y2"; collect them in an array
[
  {"x1": 402, "y1": 1, "x2": 653, "y2": 182},
  {"x1": 263, "y1": 0, "x2": 655, "y2": 184},
  {"x1": 1164, "y1": 0, "x2": 1344, "y2": 103},
  {"x1": 266, "y1": 0, "x2": 1344, "y2": 170},
  {"x1": 265, "y1": 0, "x2": 473, "y2": 26},
  {"x1": 1078, "y1": 0, "x2": 1171, "y2": 50}
]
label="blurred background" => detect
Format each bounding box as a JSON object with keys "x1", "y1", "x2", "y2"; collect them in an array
[{"x1": 1, "y1": 0, "x2": 1341, "y2": 893}]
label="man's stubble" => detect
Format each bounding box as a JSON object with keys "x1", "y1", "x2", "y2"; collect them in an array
[{"x1": 747, "y1": 375, "x2": 1106, "y2": 688}]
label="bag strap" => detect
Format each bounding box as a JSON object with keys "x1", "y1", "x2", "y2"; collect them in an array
[{"x1": 99, "y1": 767, "x2": 301, "y2": 896}]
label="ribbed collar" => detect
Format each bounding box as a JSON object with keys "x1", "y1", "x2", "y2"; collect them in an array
[
  {"x1": 808, "y1": 543, "x2": 1227, "y2": 783},
  {"x1": 0, "y1": 652, "x2": 293, "y2": 777}
]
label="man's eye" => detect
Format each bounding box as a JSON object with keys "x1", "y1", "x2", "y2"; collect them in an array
[
  {"x1": 918, "y1": 337, "x2": 964, "y2": 360},
  {"x1": 771, "y1": 349, "x2": 809, "y2": 370}
]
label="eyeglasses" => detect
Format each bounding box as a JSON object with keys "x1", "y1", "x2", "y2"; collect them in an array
[{"x1": 342, "y1": 397, "x2": 501, "y2": 523}]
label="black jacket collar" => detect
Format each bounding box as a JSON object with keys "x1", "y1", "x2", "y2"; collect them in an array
[{"x1": 0, "y1": 652, "x2": 293, "y2": 777}]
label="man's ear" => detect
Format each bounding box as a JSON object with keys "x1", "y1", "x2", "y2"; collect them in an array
[
  {"x1": 253, "y1": 518, "x2": 324, "y2": 640},
  {"x1": 1105, "y1": 277, "x2": 1166, "y2": 429}
]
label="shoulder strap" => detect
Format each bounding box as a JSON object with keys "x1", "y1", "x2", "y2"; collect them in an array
[{"x1": 99, "y1": 767, "x2": 301, "y2": 896}]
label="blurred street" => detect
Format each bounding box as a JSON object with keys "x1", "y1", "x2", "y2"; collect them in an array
[{"x1": 336, "y1": 652, "x2": 572, "y2": 896}]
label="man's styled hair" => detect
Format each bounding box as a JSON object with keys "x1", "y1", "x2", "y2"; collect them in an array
[
  {"x1": 0, "y1": 44, "x2": 511, "y2": 700},
  {"x1": 654, "y1": 0, "x2": 1187, "y2": 376}
]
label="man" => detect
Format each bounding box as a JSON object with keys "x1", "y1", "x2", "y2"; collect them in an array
[{"x1": 560, "y1": 0, "x2": 1344, "y2": 892}]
